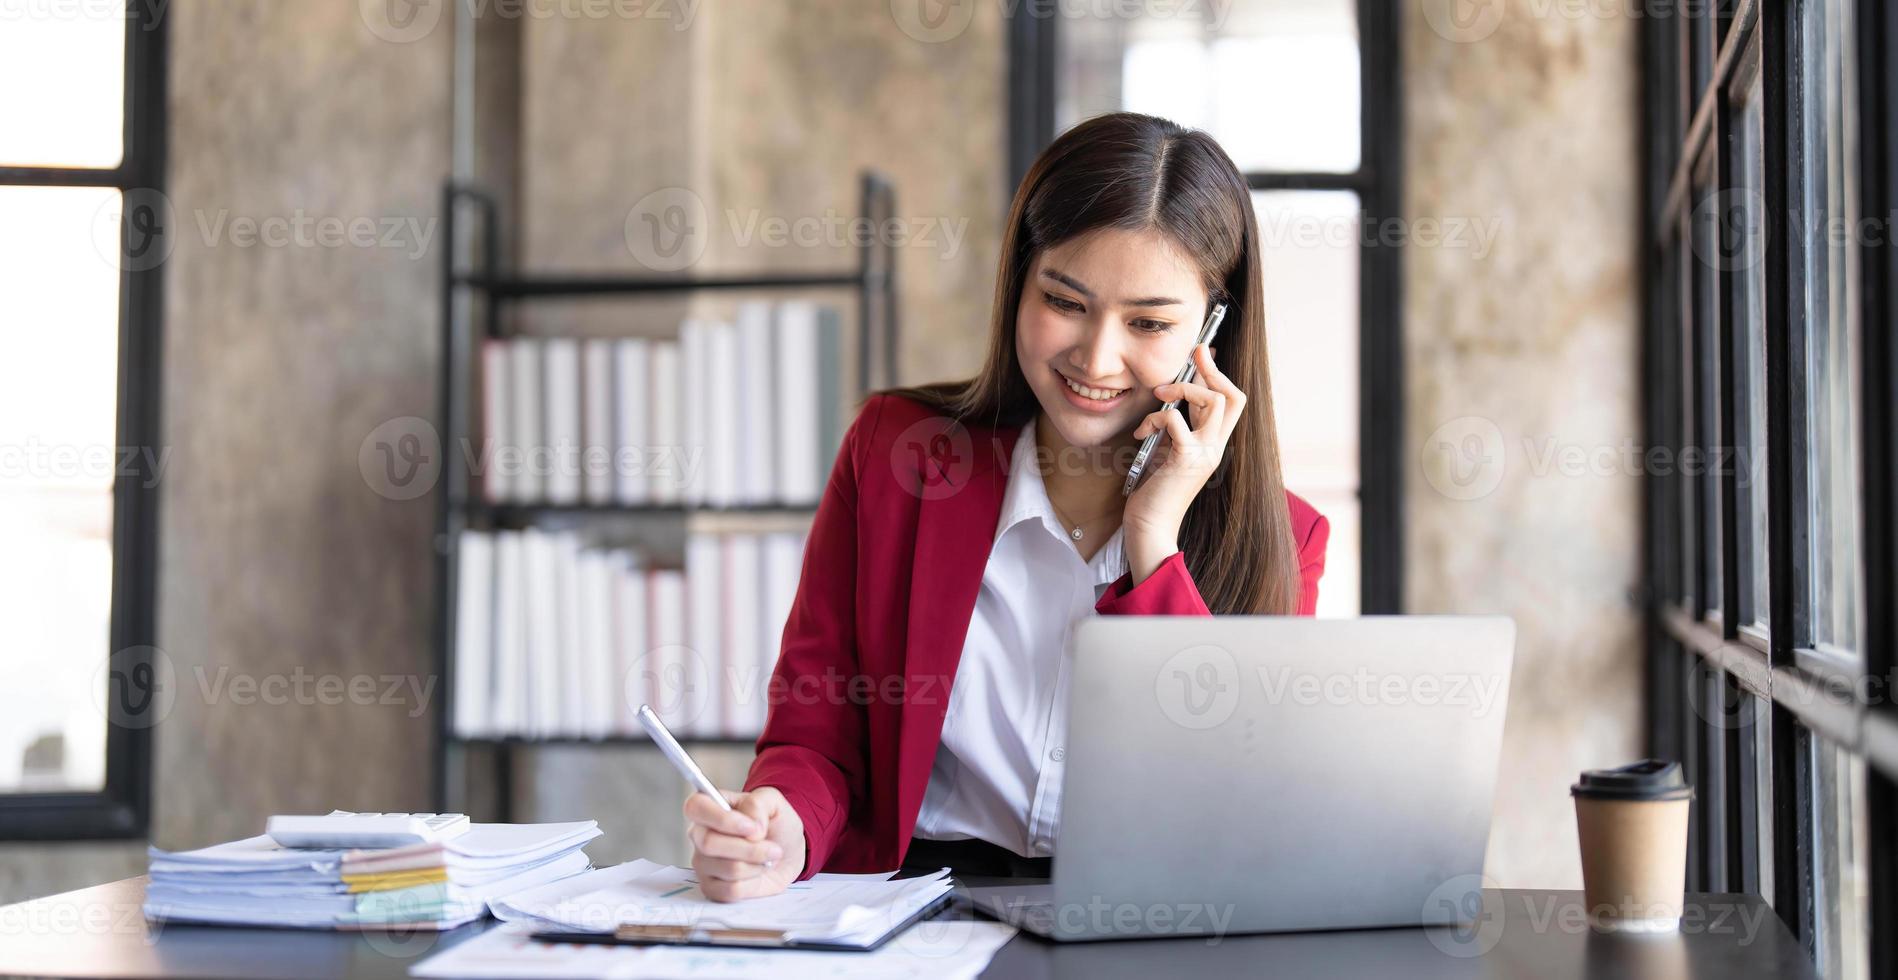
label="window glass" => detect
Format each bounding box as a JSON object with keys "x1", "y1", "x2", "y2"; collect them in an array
[
  {"x1": 1800, "y1": 0, "x2": 1860, "y2": 655},
  {"x1": 1254, "y1": 191, "x2": 1359, "y2": 616},
  {"x1": 1675, "y1": 215, "x2": 1696, "y2": 609},
  {"x1": 1735, "y1": 60, "x2": 1769, "y2": 629},
  {"x1": 0, "y1": 1, "x2": 126, "y2": 168},
  {"x1": 1751, "y1": 695, "x2": 1773, "y2": 903},
  {"x1": 0, "y1": 185, "x2": 123, "y2": 793},
  {"x1": 1690, "y1": 171, "x2": 1722, "y2": 620},
  {"x1": 1057, "y1": 2, "x2": 1367, "y2": 614},
  {"x1": 1812, "y1": 736, "x2": 1868, "y2": 980},
  {"x1": 1057, "y1": 0, "x2": 1360, "y2": 172}
]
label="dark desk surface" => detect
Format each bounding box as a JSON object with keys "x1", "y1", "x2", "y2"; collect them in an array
[{"x1": 0, "y1": 876, "x2": 1817, "y2": 979}]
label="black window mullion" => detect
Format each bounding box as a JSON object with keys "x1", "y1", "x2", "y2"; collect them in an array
[
  {"x1": 1702, "y1": 665, "x2": 1730, "y2": 893},
  {"x1": 1731, "y1": 679, "x2": 1759, "y2": 893},
  {"x1": 1684, "y1": 656, "x2": 1704, "y2": 888},
  {"x1": 1852, "y1": 0, "x2": 1898, "y2": 975},
  {"x1": 1356, "y1": 0, "x2": 1401, "y2": 616}
]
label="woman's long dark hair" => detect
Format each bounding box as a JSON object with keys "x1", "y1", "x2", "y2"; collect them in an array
[{"x1": 880, "y1": 111, "x2": 1301, "y2": 615}]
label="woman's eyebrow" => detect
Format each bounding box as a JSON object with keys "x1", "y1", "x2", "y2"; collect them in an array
[
  {"x1": 1039, "y1": 268, "x2": 1183, "y2": 308},
  {"x1": 1039, "y1": 268, "x2": 1094, "y2": 297}
]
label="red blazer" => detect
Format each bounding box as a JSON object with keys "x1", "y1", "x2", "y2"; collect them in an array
[{"x1": 744, "y1": 392, "x2": 1330, "y2": 878}]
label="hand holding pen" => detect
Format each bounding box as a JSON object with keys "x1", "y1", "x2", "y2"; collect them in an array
[{"x1": 641, "y1": 705, "x2": 807, "y2": 902}]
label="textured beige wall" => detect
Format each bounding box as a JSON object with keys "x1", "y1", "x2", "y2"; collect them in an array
[
  {"x1": 0, "y1": 0, "x2": 451, "y2": 902},
  {"x1": 1405, "y1": 7, "x2": 1642, "y2": 888}
]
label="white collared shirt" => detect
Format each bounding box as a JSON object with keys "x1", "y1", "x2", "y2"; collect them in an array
[{"x1": 912, "y1": 417, "x2": 1129, "y2": 857}]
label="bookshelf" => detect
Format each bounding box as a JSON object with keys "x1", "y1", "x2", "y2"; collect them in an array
[{"x1": 433, "y1": 174, "x2": 900, "y2": 818}]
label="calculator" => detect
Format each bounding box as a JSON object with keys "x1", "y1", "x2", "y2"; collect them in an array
[{"x1": 264, "y1": 811, "x2": 472, "y2": 850}]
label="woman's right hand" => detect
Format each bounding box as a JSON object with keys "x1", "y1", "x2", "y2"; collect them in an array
[{"x1": 684, "y1": 786, "x2": 806, "y2": 902}]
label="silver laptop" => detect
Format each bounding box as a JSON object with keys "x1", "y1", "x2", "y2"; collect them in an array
[{"x1": 965, "y1": 615, "x2": 1515, "y2": 941}]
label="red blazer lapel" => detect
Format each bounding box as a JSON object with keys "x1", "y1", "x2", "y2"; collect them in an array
[{"x1": 894, "y1": 419, "x2": 1022, "y2": 851}]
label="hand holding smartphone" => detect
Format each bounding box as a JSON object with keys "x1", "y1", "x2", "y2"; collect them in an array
[{"x1": 1122, "y1": 300, "x2": 1229, "y2": 496}]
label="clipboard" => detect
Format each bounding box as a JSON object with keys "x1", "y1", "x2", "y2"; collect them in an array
[{"x1": 525, "y1": 889, "x2": 959, "y2": 953}]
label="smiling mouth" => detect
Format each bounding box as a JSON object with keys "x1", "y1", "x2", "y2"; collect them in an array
[{"x1": 1059, "y1": 371, "x2": 1129, "y2": 402}]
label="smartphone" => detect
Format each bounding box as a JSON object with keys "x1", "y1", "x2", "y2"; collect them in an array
[{"x1": 1121, "y1": 301, "x2": 1229, "y2": 496}]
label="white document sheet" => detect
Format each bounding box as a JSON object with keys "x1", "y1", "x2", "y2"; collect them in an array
[
  {"x1": 491, "y1": 859, "x2": 953, "y2": 945},
  {"x1": 409, "y1": 918, "x2": 1018, "y2": 980}
]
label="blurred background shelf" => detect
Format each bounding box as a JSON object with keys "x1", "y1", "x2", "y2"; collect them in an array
[{"x1": 433, "y1": 172, "x2": 900, "y2": 821}]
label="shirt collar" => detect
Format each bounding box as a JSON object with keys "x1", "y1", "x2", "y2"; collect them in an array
[{"x1": 993, "y1": 417, "x2": 1129, "y2": 582}]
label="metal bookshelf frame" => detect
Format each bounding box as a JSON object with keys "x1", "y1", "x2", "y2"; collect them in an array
[{"x1": 432, "y1": 173, "x2": 900, "y2": 819}]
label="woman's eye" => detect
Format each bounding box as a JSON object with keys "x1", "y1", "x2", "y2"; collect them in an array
[
  {"x1": 1043, "y1": 292, "x2": 1084, "y2": 314},
  {"x1": 1132, "y1": 319, "x2": 1172, "y2": 334}
]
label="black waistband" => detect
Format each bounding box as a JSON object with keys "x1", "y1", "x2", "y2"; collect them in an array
[{"x1": 903, "y1": 836, "x2": 1053, "y2": 879}]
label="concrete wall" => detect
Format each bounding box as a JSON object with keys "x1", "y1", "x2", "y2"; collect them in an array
[{"x1": 1405, "y1": 5, "x2": 1642, "y2": 888}]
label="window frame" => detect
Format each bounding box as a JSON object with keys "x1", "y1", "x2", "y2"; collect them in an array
[
  {"x1": 1642, "y1": 0, "x2": 1895, "y2": 974},
  {"x1": 0, "y1": 0, "x2": 166, "y2": 840},
  {"x1": 1007, "y1": 1, "x2": 1405, "y2": 615}
]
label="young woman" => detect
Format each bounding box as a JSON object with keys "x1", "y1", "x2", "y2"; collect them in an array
[{"x1": 685, "y1": 112, "x2": 1330, "y2": 900}]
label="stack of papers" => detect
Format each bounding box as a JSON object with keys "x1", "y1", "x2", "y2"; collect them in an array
[
  {"x1": 493, "y1": 859, "x2": 956, "y2": 948},
  {"x1": 144, "y1": 821, "x2": 600, "y2": 930}
]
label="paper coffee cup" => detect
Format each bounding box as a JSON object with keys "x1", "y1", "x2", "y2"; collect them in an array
[{"x1": 1571, "y1": 759, "x2": 1693, "y2": 933}]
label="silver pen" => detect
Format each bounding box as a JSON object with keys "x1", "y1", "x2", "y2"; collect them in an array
[
  {"x1": 637, "y1": 704, "x2": 732, "y2": 812},
  {"x1": 1123, "y1": 302, "x2": 1228, "y2": 496}
]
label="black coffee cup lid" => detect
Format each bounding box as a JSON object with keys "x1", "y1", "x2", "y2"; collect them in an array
[{"x1": 1571, "y1": 759, "x2": 1694, "y2": 801}]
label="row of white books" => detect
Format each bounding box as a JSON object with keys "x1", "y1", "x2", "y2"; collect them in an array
[
  {"x1": 452, "y1": 528, "x2": 806, "y2": 740},
  {"x1": 479, "y1": 301, "x2": 844, "y2": 508}
]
